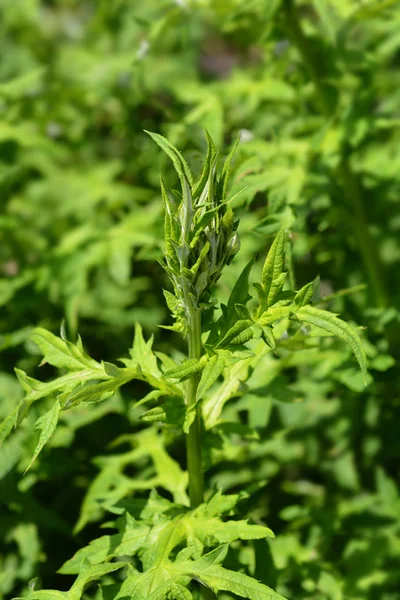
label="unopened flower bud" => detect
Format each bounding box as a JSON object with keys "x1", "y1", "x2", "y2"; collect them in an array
[{"x1": 226, "y1": 233, "x2": 240, "y2": 263}]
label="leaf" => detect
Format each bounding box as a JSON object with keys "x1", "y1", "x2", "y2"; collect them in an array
[
  {"x1": 169, "y1": 583, "x2": 193, "y2": 600},
  {"x1": 59, "y1": 513, "x2": 150, "y2": 575},
  {"x1": 31, "y1": 328, "x2": 101, "y2": 371},
  {"x1": 203, "y1": 343, "x2": 270, "y2": 429},
  {"x1": 257, "y1": 306, "x2": 292, "y2": 326},
  {"x1": 197, "y1": 354, "x2": 226, "y2": 400},
  {"x1": 128, "y1": 323, "x2": 161, "y2": 379},
  {"x1": 24, "y1": 591, "x2": 67, "y2": 600},
  {"x1": 59, "y1": 368, "x2": 137, "y2": 409},
  {"x1": 164, "y1": 357, "x2": 206, "y2": 381},
  {"x1": 295, "y1": 305, "x2": 368, "y2": 381},
  {"x1": 216, "y1": 137, "x2": 240, "y2": 201},
  {"x1": 261, "y1": 326, "x2": 276, "y2": 353},
  {"x1": 69, "y1": 562, "x2": 128, "y2": 600},
  {"x1": 193, "y1": 131, "x2": 217, "y2": 199},
  {"x1": 216, "y1": 320, "x2": 254, "y2": 348},
  {"x1": 25, "y1": 400, "x2": 61, "y2": 472},
  {"x1": 257, "y1": 229, "x2": 286, "y2": 314},
  {"x1": 196, "y1": 565, "x2": 286, "y2": 600},
  {"x1": 23, "y1": 563, "x2": 127, "y2": 600},
  {"x1": 145, "y1": 131, "x2": 194, "y2": 188},
  {"x1": 67, "y1": 490, "x2": 277, "y2": 599},
  {"x1": 140, "y1": 396, "x2": 186, "y2": 428},
  {"x1": 0, "y1": 406, "x2": 18, "y2": 447},
  {"x1": 293, "y1": 281, "x2": 314, "y2": 308}
]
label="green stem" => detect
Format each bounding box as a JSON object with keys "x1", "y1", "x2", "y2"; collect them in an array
[
  {"x1": 186, "y1": 307, "x2": 204, "y2": 509},
  {"x1": 282, "y1": 0, "x2": 387, "y2": 308}
]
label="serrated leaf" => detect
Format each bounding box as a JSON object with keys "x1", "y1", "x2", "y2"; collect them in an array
[
  {"x1": 163, "y1": 289, "x2": 181, "y2": 315},
  {"x1": 141, "y1": 396, "x2": 186, "y2": 428},
  {"x1": 257, "y1": 229, "x2": 286, "y2": 314},
  {"x1": 25, "y1": 400, "x2": 61, "y2": 472},
  {"x1": 164, "y1": 357, "x2": 206, "y2": 381},
  {"x1": 14, "y1": 367, "x2": 109, "y2": 412},
  {"x1": 295, "y1": 305, "x2": 368, "y2": 381},
  {"x1": 135, "y1": 389, "x2": 166, "y2": 409},
  {"x1": 217, "y1": 320, "x2": 254, "y2": 348},
  {"x1": 257, "y1": 306, "x2": 292, "y2": 326},
  {"x1": 128, "y1": 323, "x2": 161, "y2": 379},
  {"x1": 197, "y1": 355, "x2": 226, "y2": 400},
  {"x1": 169, "y1": 582, "x2": 193, "y2": 600},
  {"x1": 0, "y1": 406, "x2": 18, "y2": 447},
  {"x1": 59, "y1": 514, "x2": 150, "y2": 575},
  {"x1": 59, "y1": 368, "x2": 137, "y2": 409},
  {"x1": 31, "y1": 328, "x2": 101, "y2": 371},
  {"x1": 203, "y1": 343, "x2": 270, "y2": 429},
  {"x1": 69, "y1": 562, "x2": 128, "y2": 600},
  {"x1": 261, "y1": 326, "x2": 276, "y2": 352},
  {"x1": 196, "y1": 565, "x2": 286, "y2": 600},
  {"x1": 293, "y1": 281, "x2": 314, "y2": 308}
]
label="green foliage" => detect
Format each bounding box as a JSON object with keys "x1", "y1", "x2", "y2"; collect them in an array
[
  {"x1": 57, "y1": 492, "x2": 282, "y2": 600},
  {"x1": 1, "y1": 1, "x2": 400, "y2": 599},
  {"x1": 2, "y1": 133, "x2": 369, "y2": 600}
]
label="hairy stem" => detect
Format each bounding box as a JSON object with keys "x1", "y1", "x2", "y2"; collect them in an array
[
  {"x1": 186, "y1": 307, "x2": 204, "y2": 508},
  {"x1": 282, "y1": 0, "x2": 387, "y2": 308}
]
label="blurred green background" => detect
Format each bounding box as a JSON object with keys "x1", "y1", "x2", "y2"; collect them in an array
[{"x1": 1, "y1": 1, "x2": 399, "y2": 599}]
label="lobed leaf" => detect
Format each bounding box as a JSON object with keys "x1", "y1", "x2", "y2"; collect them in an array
[
  {"x1": 59, "y1": 513, "x2": 150, "y2": 575},
  {"x1": 31, "y1": 328, "x2": 101, "y2": 372}
]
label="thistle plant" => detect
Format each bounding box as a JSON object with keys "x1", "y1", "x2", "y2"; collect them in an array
[{"x1": 1, "y1": 134, "x2": 367, "y2": 600}]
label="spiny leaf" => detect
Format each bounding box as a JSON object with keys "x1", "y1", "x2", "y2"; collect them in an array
[
  {"x1": 295, "y1": 305, "x2": 368, "y2": 381},
  {"x1": 24, "y1": 400, "x2": 61, "y2": 473}
]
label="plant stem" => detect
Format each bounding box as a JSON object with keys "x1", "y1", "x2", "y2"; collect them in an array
[
  {"x1": 282, "y1": 0, "x2": 388, "y2": 308},
  {"x1": 186, "y1": 307, "x2": 204, "y2": 508}
]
